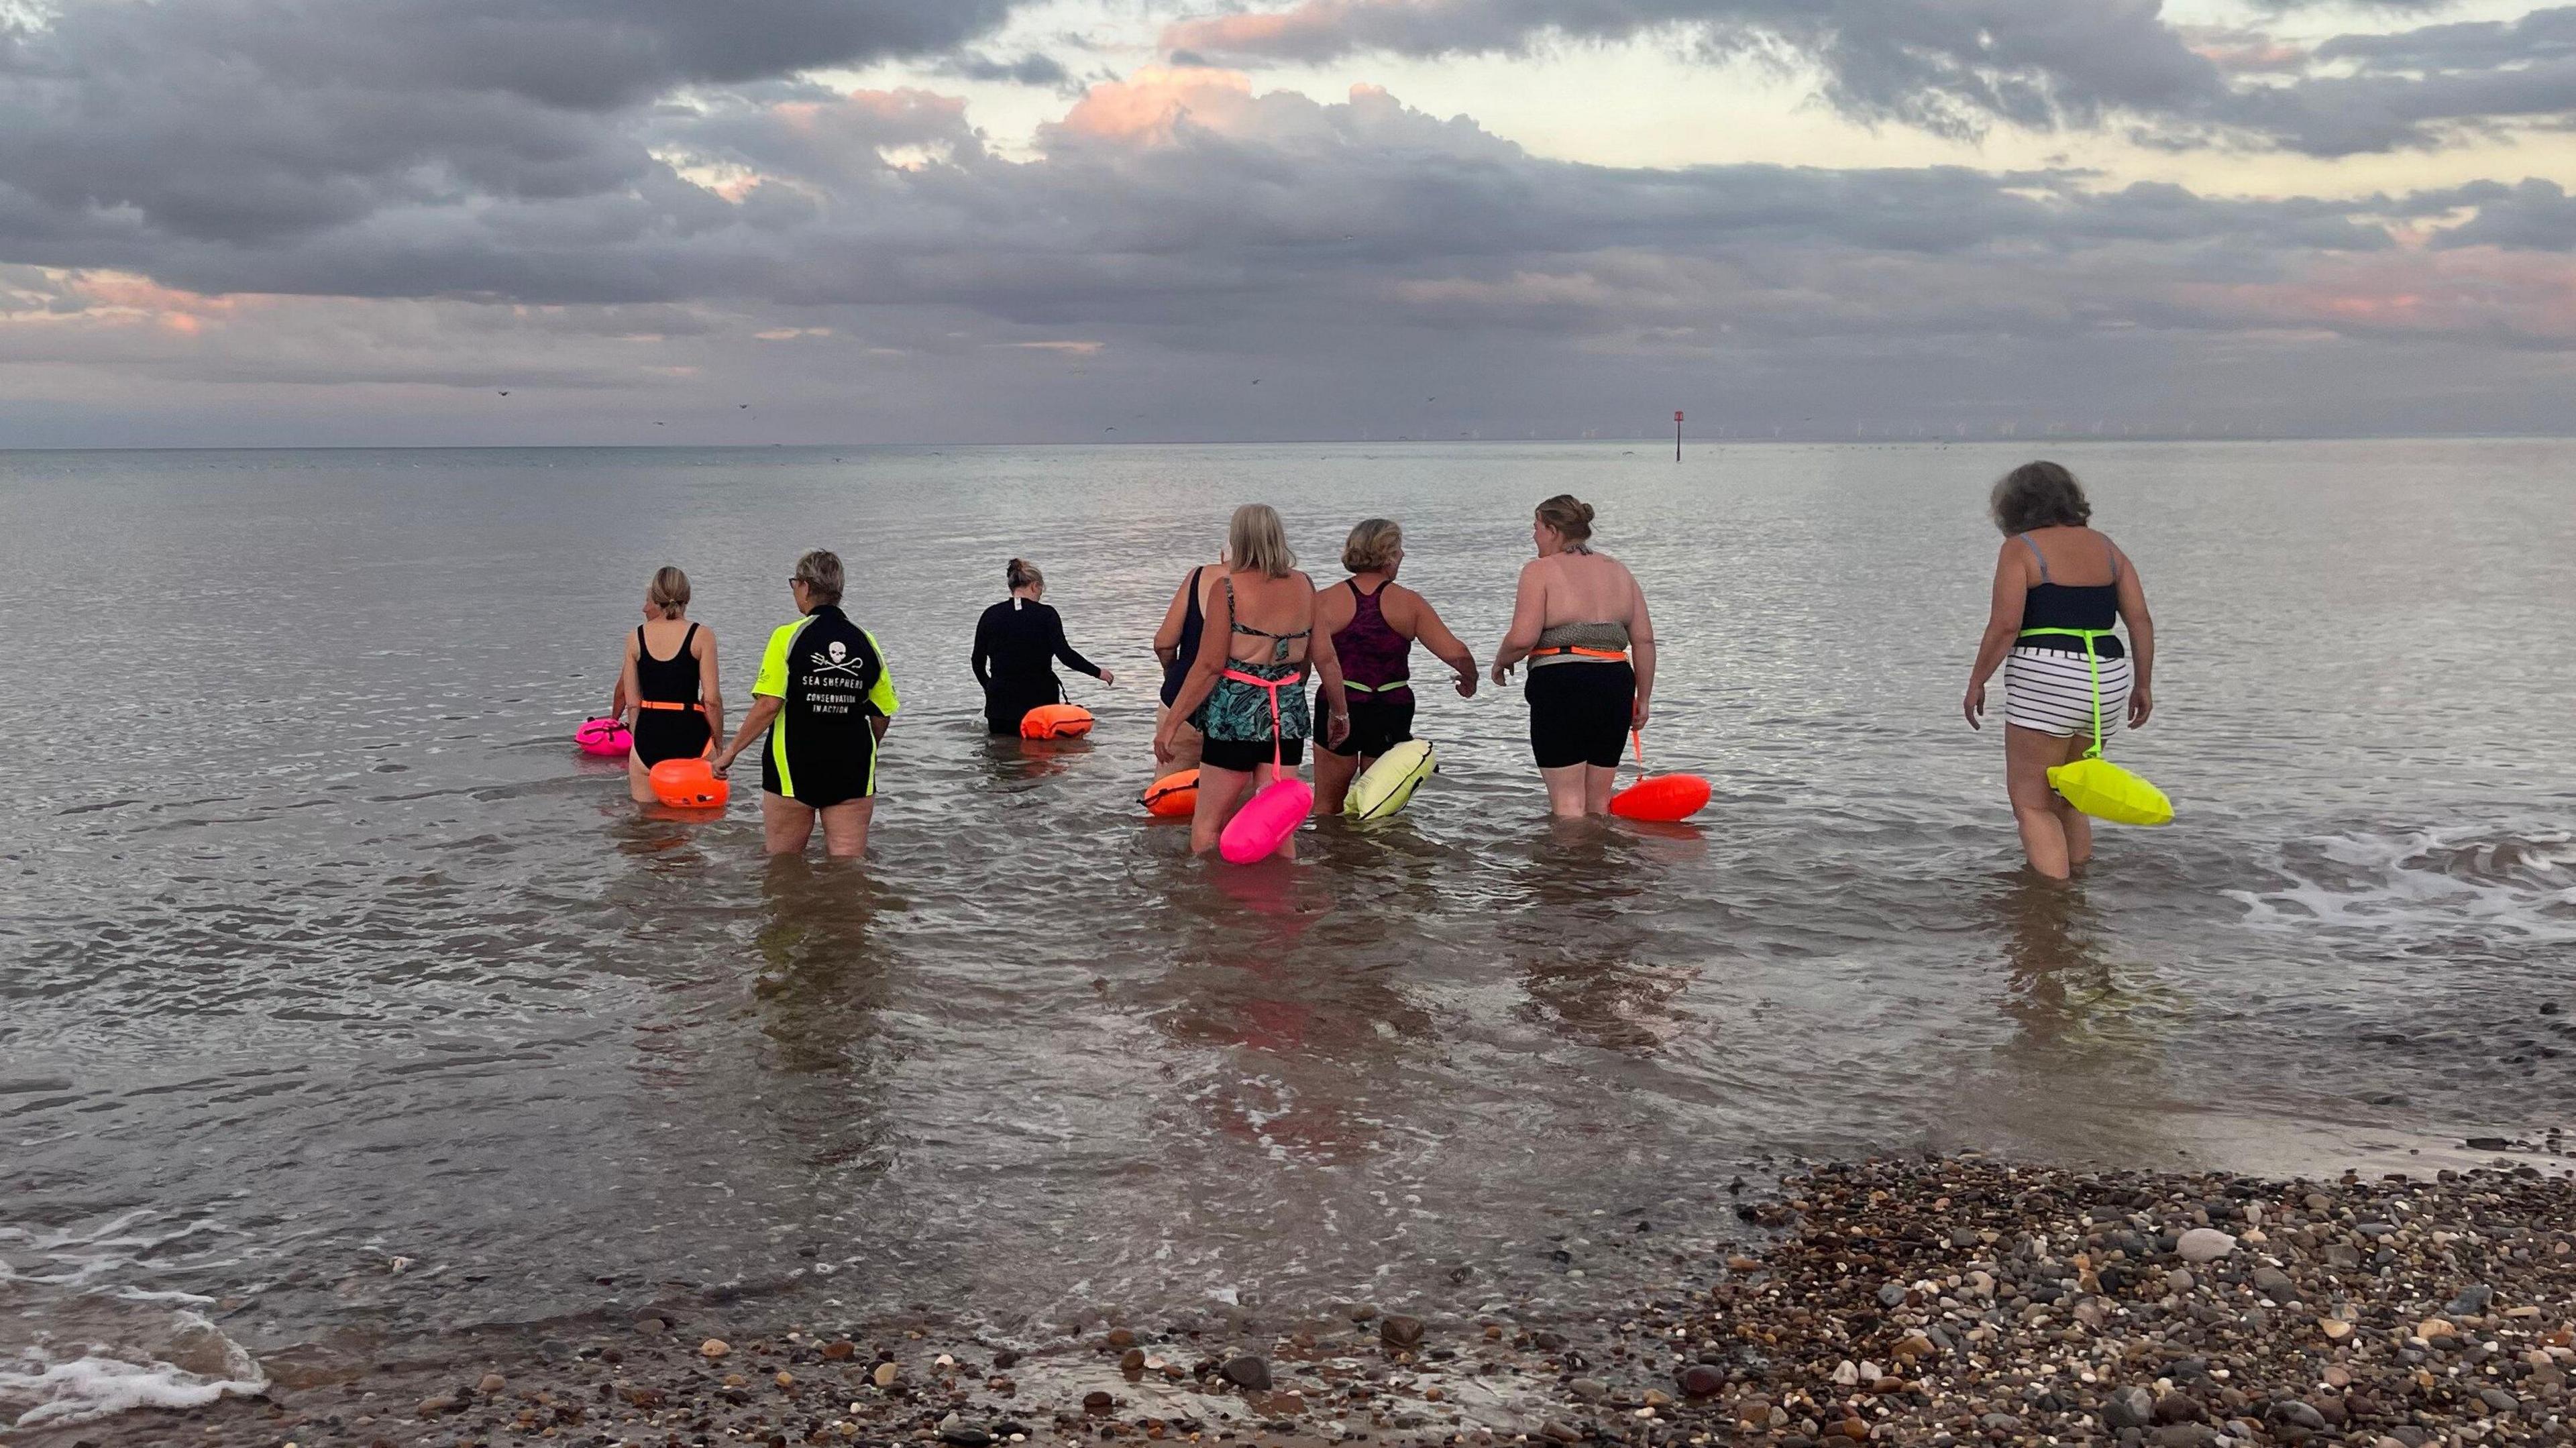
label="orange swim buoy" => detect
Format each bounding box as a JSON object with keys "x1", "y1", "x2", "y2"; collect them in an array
[
  {"x1": 1607, "y1": 730, "x2": 1711, "y2": 822},
  {"x1": 1609, "y1": 773, "x2": 1711, "y2": 822},
  {"x1": 1020, "y1": 704, "x2": 1095, "y2": 739},
  {"x1": 648, "y1": 757, "x2": 731, "y2": 810},
  {"x1": 1140, "y1": 769, "x2": 1199, "y2": 818}
]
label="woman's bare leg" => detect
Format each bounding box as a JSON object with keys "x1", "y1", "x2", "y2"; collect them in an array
[
  {"x1": 1312, "y1": 748, "x2": 1363, "y2": 816},
  {"x1": 1189, "y1": 765, "x2": 1254, "y2": 854},
  {"x1": 818, "y1": 799, "x2": 873, "y2": 858},
  {"x1": 1582, "y1": 764, "x2": 1619, "y2": 816},
  {"x1": 2004, "y1": 725, "x2": 2076, "y2": 879},
  {"x1": 1540, "y1": 764, "x2": 1591, "y2": 819},
  {"x1": 626, "y1": 752, "x2": 656, "y2": 804},
  {"x1": 762, "y1": 793, "x2": 818, "y2": 856}
]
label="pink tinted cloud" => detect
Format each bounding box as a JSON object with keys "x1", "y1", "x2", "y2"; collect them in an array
[
  {"x1": 1057, "y1": 66, "x2": 1256, "y2": 144},
  {"x1": 2176, "y1": 247, "x2": 2576, "y2": 345}
]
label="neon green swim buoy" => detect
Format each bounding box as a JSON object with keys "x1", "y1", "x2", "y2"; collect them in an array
[{"x1": 2019, "y1": 626, "x2": 2174, "y2": 827}]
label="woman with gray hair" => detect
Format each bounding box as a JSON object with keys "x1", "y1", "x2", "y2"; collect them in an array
[
  {"x1": 711, "y1": 550, "x2": 901, "y2": 858},
  {"x1": 1963, "y1": 461, "x2": 2157, "y2": 879}
]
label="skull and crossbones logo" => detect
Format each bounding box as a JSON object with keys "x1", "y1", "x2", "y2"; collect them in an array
[{"x1": 810, "y1": 638, "x2": 869, "y2": 678}]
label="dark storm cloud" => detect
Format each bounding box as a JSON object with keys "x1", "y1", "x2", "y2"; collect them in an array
[
  {"x1": 0, "y1": 0, "x2": 1023, "y2": 244},
  {"x1": 0, "y1": 70, "x2": 2402, "y2": 317},
  {"x1": 1159, "y1": 0, "x2": 2576, "y2": 156},
  {"x1": 936, "y1": 51, "x2": 1078, "y2": 87}
]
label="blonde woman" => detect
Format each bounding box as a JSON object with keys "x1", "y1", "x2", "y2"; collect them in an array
[
  {"x1": 1157, "y1": 506, "x2": 1351, "y2": 856},
  {"x1": 1310, "y1": 519, "x2": 1479, "y2": 814},
  {"x1": 1491, "y1": 495, "x2": 1656, "y2": 818},
  {"x1": 612, "y1": 566, "x2": 722, "y2": 804}
]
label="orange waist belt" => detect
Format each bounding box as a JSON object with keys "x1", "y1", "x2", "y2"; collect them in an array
[
  {"x1": 634, "y1": 700, "x2": 704, "y2": 712},
  {"x1": 1531, "y1": 646, "x2": 1627, "y2": 661}
]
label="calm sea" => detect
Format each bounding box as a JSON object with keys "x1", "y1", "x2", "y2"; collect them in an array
[{"x1": 3, "y1": 441, "x2": 2572, "y2": 1427}]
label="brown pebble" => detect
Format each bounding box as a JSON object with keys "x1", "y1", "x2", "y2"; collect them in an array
[
  {"x1": 476, "y1": 1373, "x2": 506, "y2": 1395},
  {"x1": 871, "y1": 1361, "x2": 900, "y2": 1388},
  {"x1": 1727, "y1": 1256, "x2": 1763, "y2": 1272},
  {"x1": 774, "y1": 1371, "x2": 794, "y2": 1389},
  {"x1": 1121, "y1": 1349, "x2": 1146, "y2": 1373},
  {"x1": 822, "y1": 1340, "x2": 856, "y2": 1361},
  {"x1": 1678, "y1": 1365, "x2": 1723, "y2": 1397},
  {"x1": 1083, "y1": 1391, "x2": 1116, "y2": 1415},
  {"x1": 700, "y1": 1339, "x2": 731, "y2": 1359},
  {"x1": 1379, "y1": 1315, "x2": 1425, "y2": 1348},
  {"x1": 1106, "y1": 1328, "x2": 1138, "y2": 1348}
]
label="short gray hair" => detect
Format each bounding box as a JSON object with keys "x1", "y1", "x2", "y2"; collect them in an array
[{"x1": 794, "y1": 549, "x2": 843, "y2": 606}]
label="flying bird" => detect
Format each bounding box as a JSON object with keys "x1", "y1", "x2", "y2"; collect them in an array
[
  {"x1": 739, "y1": 404, "x2": 749, "y2": 408},
  {"x1": 497, "y1": 390, "x2": 508, "y2": 396}
]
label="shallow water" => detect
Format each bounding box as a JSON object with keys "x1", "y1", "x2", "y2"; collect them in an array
[{"x1": 4, "y1": 440, "x2": 2573, "y2": 1426}]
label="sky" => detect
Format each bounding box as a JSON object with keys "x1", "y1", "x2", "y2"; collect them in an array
[{"x1": 5, "y1": 0, "x2": 2576, "y2": 446}]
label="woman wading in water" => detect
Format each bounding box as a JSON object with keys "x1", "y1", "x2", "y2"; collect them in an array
[{"x1": 1963, "y1": 461, "x2": 2157, "y2": 879}]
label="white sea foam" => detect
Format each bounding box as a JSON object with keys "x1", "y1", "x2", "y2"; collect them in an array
[
  {"x1": 2229, "y1": 828, "x2": 2576, "y2": 942},
  {"x1": 1, "y1": 1312, "x2": 265, "y2": 1429}
]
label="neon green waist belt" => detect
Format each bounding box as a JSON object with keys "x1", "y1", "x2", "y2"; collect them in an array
[{"x1": 1342, "y1": 678, "x2": 1411, "y2": 694}]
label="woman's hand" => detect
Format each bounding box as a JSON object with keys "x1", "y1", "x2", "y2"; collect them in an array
[
  {"x1": 1962, "y1": 680, "x2": 1986, "y2": 730},
  {"x1": 1099, "y1": 667, "x2": 1118, "y2": 688},
  {"x1": 1326, "y1": 710, "x2": 1352, "y2": 750},
  {"x1": 709, "y1": 748, "x2": 735, "y2": 778},
  {"x1": 1152, "y1": 724, "x2": 1177, "y2": 765},
  {"x1": 1631, "y1": 695, "x2": 1651, "y2": 731},
  {"x1": 2127, "y1": 681, "x2": 2153, "y2": 730},
  {"x1": 1453, "y1": 667, "x2": 1477, "y2": 700},
  {"x1": 1489, "y1": 659, "x2": 1513, "y2": 687}
]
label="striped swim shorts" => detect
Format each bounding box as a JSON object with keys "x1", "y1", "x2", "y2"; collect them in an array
[{"x1": 2003, "y1": 646, "x2": 2133, "y2": 740}]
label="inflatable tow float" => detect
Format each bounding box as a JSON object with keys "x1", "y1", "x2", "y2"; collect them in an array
[
  {"x1": 1607, "y1": 731, "x2": 1712, "y2": 822},
  {"x1": 574, "y1": 717, "x2": 631, "y2": 758},
  {"x1": 1020, "y1": 704, "x2": 1094, "y2": 740}
]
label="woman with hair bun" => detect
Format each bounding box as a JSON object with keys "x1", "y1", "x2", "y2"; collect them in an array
[
  {"x1": 612, "y1": 565, "x2": 722, "y2": 804},
  {"x1": 972, "y1": 557, "x2": 1114, "y2": 735},
  {"x1": 1962, "y1": 460, "x2": 2157, "y2": 878},
  {"x1": 1491, "y1": 495, "x2": 1656, "y2": 818}
]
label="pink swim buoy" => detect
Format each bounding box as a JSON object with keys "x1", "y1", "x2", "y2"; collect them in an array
[
  {"x1": 574, "y1": 717, "x2": 631, "y2": 758},
  {"x1": 1219, "y1": 777, "x2": 1313, "y2": 864}
]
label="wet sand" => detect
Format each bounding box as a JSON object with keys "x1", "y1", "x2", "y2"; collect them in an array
[{"x1": 25, "y1": 1150, "x2": 2576, "y2": 1448}]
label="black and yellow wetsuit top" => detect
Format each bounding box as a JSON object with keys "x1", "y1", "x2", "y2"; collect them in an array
[{"x1": 753, "y1": 604, "x2": 900, "y2": 807}]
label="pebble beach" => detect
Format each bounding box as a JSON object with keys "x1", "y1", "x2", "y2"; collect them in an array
[{"x1": 23, "y1": 1150, "x2": 2576, "y2": 1448}]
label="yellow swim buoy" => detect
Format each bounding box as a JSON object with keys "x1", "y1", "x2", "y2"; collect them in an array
[{"x1": 2019, "y1": 626, "x2": 2173, "y2": 827}]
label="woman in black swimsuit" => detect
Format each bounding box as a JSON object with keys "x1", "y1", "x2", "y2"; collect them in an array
[
  {"x1": 612, "y1": 566, "x2": 723, "y2": 804},
  {"x1": 1150, "y1": 545, "x2": 1224, "y2": 772},
  {"x1": 972, "y1": 559, "x2": 1114, "y2": 734}
]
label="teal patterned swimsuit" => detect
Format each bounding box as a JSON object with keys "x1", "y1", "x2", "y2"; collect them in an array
[{"x1": 1191, "y1": 577, "x2": 1313, "y2": 744}]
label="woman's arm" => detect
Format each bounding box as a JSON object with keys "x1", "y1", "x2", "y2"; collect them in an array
[
  {"x1": 1150, "y1": 573, "x2": 1194, "y2": 669},
  {"x1": 1048, "y1": 607, "x2": 1110, "y2": 685},
  {"x1": 2114, "y1": 543, "x2": 2155, "y2": 728},
  {"x1": 613, "y1": 634, "x2": 639, "y2": 720},
  {"x1": 1625, "y1": 565, "x2": 1656, "y2": 730},
  {"x1": 1395, "y1": 588, "x2": 1478, "y2": 698},
  {"x1": 1963, "y1": 541, "x2": 2029, "y2": 730},
  {"x1": 709, "y1": 696, "x2": 781, "y2": 777},
  {"x1": 696, "y1": 629, "x2": 725, "y2": 742},
  {"x1": 970, "y1": 608, "x2": 996, "y2": 689},
  {"x1": 1301, "y1": 575, "x2": 1351, "y2": 748},
  {"x1": 1156, "y1": 577, "x2": 1234, "y2": 762},
  {"x1": 1489, "y1": 561, "x2": 1547, "y2": 685}
]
